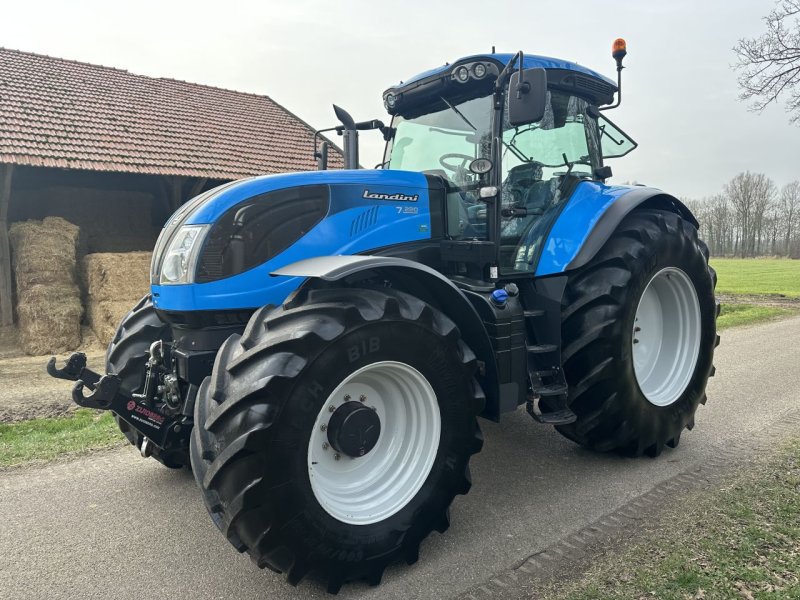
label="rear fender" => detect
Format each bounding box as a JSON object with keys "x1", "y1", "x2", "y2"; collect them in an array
[
  {"x1": 536, "y1": 183, "x2": 698, "y2": 276},
  {"x1": 272, "y1": 256, "x2": 501, "y2": 419}
]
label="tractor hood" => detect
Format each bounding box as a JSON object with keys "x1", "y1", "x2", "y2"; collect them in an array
[
  {"x1": 150, "y1": 169, "x2": 435, "y2": 312},
  {"x1": 181, "y1": 170, "x2": 430, "y2": 226}
]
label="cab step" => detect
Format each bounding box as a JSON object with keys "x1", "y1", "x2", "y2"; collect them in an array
[
  {"x1": 526, "y1": 393, "x2": 577, "y2": 426},
  {"x1": 531, "y1": 383, "x2": 567, "y2": 397},
  {"x1": 527, "y1": 343, "x2": 557, "y2": 354}
]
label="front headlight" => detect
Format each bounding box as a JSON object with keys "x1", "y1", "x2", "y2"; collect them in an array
[{"x1": 158, "y1": 225, "x2": 209, "y2": 285}]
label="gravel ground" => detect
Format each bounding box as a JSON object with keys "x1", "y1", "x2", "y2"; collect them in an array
[{"x1": 0, "y1": 326, "x2": 104, "y2": 422}]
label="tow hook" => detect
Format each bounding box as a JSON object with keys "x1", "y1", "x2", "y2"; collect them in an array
[{"x1": 46, "y1": 352, "x2": 191, "y2": 453}]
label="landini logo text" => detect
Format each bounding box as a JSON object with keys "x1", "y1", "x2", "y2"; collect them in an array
[{"x1": 362, "y1": 190, "x2": 419, "y2": 202}]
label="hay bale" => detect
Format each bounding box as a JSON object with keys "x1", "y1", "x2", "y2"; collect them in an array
[
  {"x1": 85, "y1": 300, "x2": 133, "y2": 347},
  {"x1": 81, "y1": 252, "x2": 151, "y2": 303},
  {"x1": 82, "y1": 252, "x2": 152, "y2": 345},
  {"x1": 9, "y1": 217, "x2": 80, "y2": 288},
  {"x1": 16, "y1": 284, "x2": 82, "y2": 355},
  {"x1": 9, "y1": 217, "x2": 83, "y2": 355}
]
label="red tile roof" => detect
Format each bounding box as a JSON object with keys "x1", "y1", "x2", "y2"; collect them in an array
[{"x1": 0, "y1": 48, "x2": 342, "y2": 179}]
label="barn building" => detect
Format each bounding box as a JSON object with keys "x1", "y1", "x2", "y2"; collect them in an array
[{"x1": 0, "y1": 47, "x2": 342, "y2": 326}]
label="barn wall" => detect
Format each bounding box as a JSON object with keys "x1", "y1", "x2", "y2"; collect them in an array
[
  {"x1": 10, "y1": 186, "x2": 161, "y2": 253},
  {"x1": 6, "y1": 166, "x2": 174, "y2": 255}
]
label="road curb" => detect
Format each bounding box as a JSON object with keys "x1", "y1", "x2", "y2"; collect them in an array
[{"x1": 457, "y1": 408, "x2": 800, "y2": 599}]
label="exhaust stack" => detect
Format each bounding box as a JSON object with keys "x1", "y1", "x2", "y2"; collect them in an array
[{"x1": 333, "y1": 104, "x2": 359, "y2": 169}]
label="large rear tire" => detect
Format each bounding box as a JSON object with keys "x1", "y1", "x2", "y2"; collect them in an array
[
  {"x1": 190, "y1": 288, "x2": 484, "y2": 592},
  {"x1": 106, "y1": 295, "x2": 187, "y2": 468},
  {"x1": 557, "y1": 209, "x2": 718, "y2": 456}
]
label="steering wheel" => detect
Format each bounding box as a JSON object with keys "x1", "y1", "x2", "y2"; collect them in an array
[{"x1": 439, "y1": 153, "x2": 474, "y2": 174}]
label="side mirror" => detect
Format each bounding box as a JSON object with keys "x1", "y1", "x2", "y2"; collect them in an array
[{"x1": 508, "y1": 68, "x2": 547, "y2": 127}]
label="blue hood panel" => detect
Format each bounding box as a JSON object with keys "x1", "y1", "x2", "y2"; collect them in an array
[{"x1": 153, "y1": 170, "x2": 432, "y2": 312}]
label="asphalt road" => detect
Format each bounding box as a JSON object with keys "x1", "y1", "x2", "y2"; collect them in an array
[{"x1": 2, "y1": 316, "x2": 799, "y2": 600}]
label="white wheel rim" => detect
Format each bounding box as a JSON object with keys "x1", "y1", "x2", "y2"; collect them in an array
[
  {"x1": 307, "y1": 361, "x2": 441, "y2": 525},
  {"x1": 632, "y1": 267, "x2": 701, "y2": 407}
]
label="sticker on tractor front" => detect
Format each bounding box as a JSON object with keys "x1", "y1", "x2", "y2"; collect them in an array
[{"x1": 126, "y1": 400, "x2": 165, "y2": 429}]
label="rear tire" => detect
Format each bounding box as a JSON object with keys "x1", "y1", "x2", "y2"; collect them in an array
[
  {"x1": 557, "y1": 209, "x2": 718, "y2": 456},
  {"x1": 106, "y1": 295, "x2": 187, "y2": 468},
  {"x1": 190, "y1": 288, "x2": 484, "y2": 592}
]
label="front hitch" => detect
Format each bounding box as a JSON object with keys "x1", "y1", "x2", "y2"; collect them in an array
[
  {"x1": 47, "y1": 352, "x2": 190, "y2": 451},
  {"x1": 72, "y1": 374, "x2": 121, "y2": 410}
]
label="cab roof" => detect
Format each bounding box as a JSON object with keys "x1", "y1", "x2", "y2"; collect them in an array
[
  {"x1": 390, "y1": 53, "x2": 616, "y2": 91},
  {"x1": 382, "y1": 53, "x2": 618, "y2": 115}
]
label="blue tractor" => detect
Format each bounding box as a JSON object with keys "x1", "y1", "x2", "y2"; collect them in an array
[{"x1": 49, "y1": 41, "x2": 718, "y2": 592}]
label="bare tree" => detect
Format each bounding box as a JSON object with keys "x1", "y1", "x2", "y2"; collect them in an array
[
  {"x1": 683, "y1": 178, "x2": 800, "y2": 258},
  {"x1": 734, "y1": 1, "x2": 800, "y2": 123},
  {"x1": 708, "y1": 194, "x2": 734, "y2": 255},
  {"x1": 725, "y1": 172, "x2": 776, "y2": 257},
  {"x1": 780, "y1": 180, "x2": 800, "y2": 255}
]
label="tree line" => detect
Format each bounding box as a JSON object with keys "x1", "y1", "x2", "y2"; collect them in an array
[{"x1": 683, "y1": 173, "x2": 800, "y2": 258}]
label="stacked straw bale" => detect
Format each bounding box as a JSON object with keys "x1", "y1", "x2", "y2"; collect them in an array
[
  {"x1": 8, "y1": 217, "x2": 82, "y2": 355},
  {"x1": 82, "y1": 252, "x2": 152, "y2": 345}
]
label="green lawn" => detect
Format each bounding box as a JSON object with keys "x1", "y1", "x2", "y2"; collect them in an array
[
  {"x1": 717, "y1": 303, "x2": 796, "y2": 330},
  {"x1": 711, "y1": 258, "x2": 800, "y2": 298},
  {"x1": 0, "y1": 409, "x2": 123, "y2": 468},
  {"x1": 541, "y1": 439, "x2": 800, "y2": 600}
]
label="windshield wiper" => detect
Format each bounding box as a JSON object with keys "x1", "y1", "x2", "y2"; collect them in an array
[
  {"x1": 502, "y1": 127, "x2": 532, "y2": 163},
  {"x1": 440, "y1": 96, "x2": 477, "y2": 131},
  {"x1": 427, "y1": 127, "x2": 480, "y2": 144}
]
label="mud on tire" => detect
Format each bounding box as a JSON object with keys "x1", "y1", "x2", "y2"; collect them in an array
[
  {"x1": 557, "y1": 209, "x2": 719, "y2": 457},
  {"x1": 190, "y1": 287, "x2": 484, "y2": 592},
  {"x1": 106, "y1": 295, "x2": 186, "y2": 468}
]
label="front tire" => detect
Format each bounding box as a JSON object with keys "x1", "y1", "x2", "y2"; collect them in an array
[
  {"x1": 190, "y1": 288, "x2": 484, "y2": 592},
  {"x1": 557, "y1": 209, "x2": 718, "y2": 456}
]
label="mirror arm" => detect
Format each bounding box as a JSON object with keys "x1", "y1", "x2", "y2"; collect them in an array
[{"x1": 313, "y1": 126, "x2": 339, "y2": 170}]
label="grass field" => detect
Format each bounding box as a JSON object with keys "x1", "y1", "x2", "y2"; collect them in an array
[
  {"x1": 0, "y1": 409, "x2": 122, "y2": 468},
  {"x1": 711, "y1": 258, "x2": 800, "y2": 298}
]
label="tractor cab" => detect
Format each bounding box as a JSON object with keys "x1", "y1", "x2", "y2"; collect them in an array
[{"x1": 381, "y1": 52, "x2": 637, "y2": 278}]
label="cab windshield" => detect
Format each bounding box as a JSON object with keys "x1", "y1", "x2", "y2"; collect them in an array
[{"x1": 385, "y1": 95, "x2": 493, "y2": 191}]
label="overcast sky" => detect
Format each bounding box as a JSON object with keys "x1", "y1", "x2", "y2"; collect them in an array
[{"x1": 1, "y1": 0, "x2": 797, "y2": 198}]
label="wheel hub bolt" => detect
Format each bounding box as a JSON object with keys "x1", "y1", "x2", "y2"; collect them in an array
[
  {"x1": 344, "y1": 394, "x2": 351, "y2": 401},
  {"x1": 334, "y1": 453, "x2": 341, "y2": 461},
  {"x1": 322, "y1": 442, "x2": 329, "y2": 450},
  {"x1": 328, "y1": 405, "x2": 336, "y2": 413},
  {"x1": 360, "y1": 394, "x2": 366, "y2": 402},
  {"x1": 320, "y1": 424, "x2": 327, "y2": 432}
]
